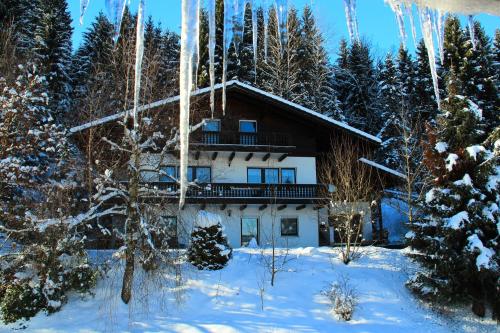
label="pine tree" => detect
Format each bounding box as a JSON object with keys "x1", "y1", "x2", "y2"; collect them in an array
[
  {"x1": 396, "y1": 45, "x2": 415, "y2": 110},
  {"x1": 377, "y1": 53, "x2": 401, "y2": 169},
  {"x1": 33, "y1": 0, "x2": 73, "y2": 120},
  {"x1": 187, "y1": 212, "x2": 232, "y2": 270},
  {"x1": 297, "y1": 6, "x2": 340, "y2": 118},
  {"x1": 407, "y1": 70, "x2": 500, "y2": 318},
  {"x1": 414, "y1": 39, "x2": 438, "y2": 123},
  {"x1": 493, "y1": 29, "x2": 500, "y2": 91},
  {"x1": 443, "y1": 15, "x2": 467, "y2": 76}
]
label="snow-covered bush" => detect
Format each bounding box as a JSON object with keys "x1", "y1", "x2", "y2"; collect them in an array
[
  {"x1": 187, "y1": 211, "x2": 232, "y2": 270},
  {"x1": 322, "y1": 275, "x2": 358, "y2": 321}
]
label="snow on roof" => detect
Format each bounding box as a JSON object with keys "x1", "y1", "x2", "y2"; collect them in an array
[
  {"x1": 359, "y1": 158, "x2": 407, "y2": 180},
  {"x1": 70, "y1": 80, "x2": 381, "y2": 144}
]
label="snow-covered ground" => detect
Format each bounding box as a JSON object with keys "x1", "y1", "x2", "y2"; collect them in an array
[{"x1": 2, "y1": 247, "x2": 496, "y2": 333}]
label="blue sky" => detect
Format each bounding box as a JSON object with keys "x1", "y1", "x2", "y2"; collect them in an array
[{"x1": 69, "y1": 0, "x2": 499, "y2": 59}]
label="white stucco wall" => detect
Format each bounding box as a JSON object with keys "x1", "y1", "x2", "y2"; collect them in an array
[
  {"x1": 164, "y1": 204, "x2": 319, "y2": 248},
  {"x1": 140, "y1": 152, "x2": 317, "y2": 184}
]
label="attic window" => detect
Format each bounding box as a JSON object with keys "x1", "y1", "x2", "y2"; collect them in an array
[{"x1": 239, "y1": 120, "x2": 257, "y2": 133}]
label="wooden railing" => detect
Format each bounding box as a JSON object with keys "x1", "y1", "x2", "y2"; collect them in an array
[
  {"x1": 141, "y1": 182, "x2": 325, "y2": 199},
  {"x1": 195, "y1": 131, "x2": 292, "y2": 146}
]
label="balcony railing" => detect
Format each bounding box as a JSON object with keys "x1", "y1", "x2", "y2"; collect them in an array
[
  {"x1": 195, "y1": 131, "x2": 292, "y2": 146},
  {"x1": 140, "y1": 182, "x2": 325, "y2": 200}
]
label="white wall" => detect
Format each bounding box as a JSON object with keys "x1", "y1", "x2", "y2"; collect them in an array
[
  {"x1": 140, "y1": 152, "x2": 317, "y2": 184},
  {"x1": 170, "y1": 204, "x2": 319, "y2": 248}
]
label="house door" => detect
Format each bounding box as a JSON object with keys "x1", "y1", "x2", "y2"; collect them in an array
[{"x1": 241, "y1": 217, "x2": 259, "y2": 246}]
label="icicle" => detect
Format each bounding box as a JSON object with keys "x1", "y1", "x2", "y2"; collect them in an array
[
  {"x1": 385, "y1": 0, "x2": 406, "y2": 48},
  {"x1": 418, "y1": 6, "x2": 440, "y2": 109},
  {"x1": 222, "y1": 0, "x2": 234, "y2": 114},
  {"x1": 208, "y1": 0, "x2": 216, "y2": 117},
  {"x1": 276, "y1": 0, "x2": 288, "y2": 51},
  {"x1": 263, "y1": 0, "x2": 269, "y2": 61},
  {"x1": 468, "y1": 15, "x2": 476, "y2": 50},
  {"x1": 434, "y1": 9, "x2": 445, "y2": 65},
  {"x1": 80, "y1": 0, "x2": 90, "y2": 24},
  {"x1": 251, "y1": 0, "x2": 258, "y2": 81},
  {"x1": 406, "y1": 4, "x2": 418, "y2": 46},
  {"x1": 232, "y1": 0, "x2": 246, "y2": 54},
  {"x1": 343, "y1": 0, "x2": 359, "y2": 43},
  {"x1": 193, "y1": 0, "x2": 201, "y2": 87},
  {"x1": 105, "y1": 0, "x2": 128, "y2": 41},
  {"x1": 130, "y1": 0, "x2": 145, "y2": 128},
  {"x1": 179, "y1": 0, "x2": 199, "y2": 208}
]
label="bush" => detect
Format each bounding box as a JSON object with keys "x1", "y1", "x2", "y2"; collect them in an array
[
  {"x1": 187, "y1": 213, "x2": 232, "y2": 270},
  {"x1": 0, "y1": 282, "x2": 44, "y2": 324},
  {"x1": 323, "y1": 275, "x2": 358, "y2": 321}
]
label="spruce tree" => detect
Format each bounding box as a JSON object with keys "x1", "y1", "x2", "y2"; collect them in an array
[
  {"x1": 34, "y1": 0, "x2": 73, "y2": 119},
  {"x1": 396, "y1": 45, "x2": 415, "y2": 110},
  {"x1": 414, "y1": 39, "x2": 438, "y2": 123},
  {"x1": 407, "y1": 70, "x2": 500, "y2": 317}
]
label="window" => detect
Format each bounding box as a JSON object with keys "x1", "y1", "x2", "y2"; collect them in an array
[
  {"x1": 159, "y1": 166, "x2": 177, "y2": 182},
  {"x1": 187, "y1": 166, "x2": 211, "y2": 183},
  {"x1": 241, "y1": 217, "x2": 259, "y2": 246},
  {"x1": 203, "y1": 119, "x2": 220, "y2": 144},
  {"x1": 203, "y1": 119, "x2": 220, "y2": 132},
  {"x1": 155, "y1": 216, "x2": 177, "y2": 248},
  {"x1": 239, "y1": 120, "x2": 257, "y2": 133},
  {"x1": 281, "y1": 168, "x2": 296, "y2": 184},
  {"x1": 240, "y1": 120, "x2": 257, "y2": 145},
  {"x1": 247, "y1": 168, "x2": 261, "y2": 184},
  {"x1": 281, "y1": 217, "x2": 298, "y2": 236},
  {"x1": 247, "y1": 168, "x2": 279, "y2": 184}
]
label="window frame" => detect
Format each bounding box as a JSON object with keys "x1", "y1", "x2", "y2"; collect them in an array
[
  {"x1": 159, "y1": 165, "x2": 178, "y2": 183},
  {"x1": 246, "y1": 167, "x2": 280, "y2": 184},
  {"x1": 191, "y1": 166, "x2": 212, "y2": 183},
  {"x1": 280, "y1": 168, "x2": 297, "y2": 184},
  {"x1": 280, "y1": 217, "x2": 299, "y2": 237},
  {"x1": 239, "y1": 120, "x2": 258, "y2": 133},
  {"x1": 202, "y1": 119, "x2": 221, "y2": 132},
  {"x1": 241, "y1": 216, "x2": 259, "y2": 246}
]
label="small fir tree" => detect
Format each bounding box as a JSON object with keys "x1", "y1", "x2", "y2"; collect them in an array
[{"x1": 187, "y1": 211, "x2": 232, "y2": 270}]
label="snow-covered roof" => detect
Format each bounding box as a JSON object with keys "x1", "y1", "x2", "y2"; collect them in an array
[
  {"x1": 69, "y1": 80, "x2": 381, "y2": 144},
  {"x1": 359, "y1": 158, "x2": 407, "y2": 180}
]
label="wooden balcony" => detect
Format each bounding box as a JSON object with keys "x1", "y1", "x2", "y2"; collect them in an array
[
  {"x1": 190, "y1": 131, "x2": 296, "y2": 152},
  {"x1": 139, "y1": 182, "x2": 326, "y2": 204}
]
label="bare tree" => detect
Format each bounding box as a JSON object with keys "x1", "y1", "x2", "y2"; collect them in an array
[{"x1": 319, "y1": 138, "x2": 377, "y2": 264}]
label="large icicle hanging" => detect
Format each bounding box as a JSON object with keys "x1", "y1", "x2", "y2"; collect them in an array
[
  {"x1": 251, "y1": 0, "x2": 258, "y2": 79},
  {"x1": 385, "y1": 0, "x2": 407, "y2": 47},
  {"x1": 129, "y1": 0, "x2": 145, "y2": 129},
  {"x1": 233, "y1": 0, "x2": 246, "y2": 54},
  {"x1": 222, "y1": 0, "x2": 234, "y2": 114},
  {"x1": 433, "y1": 9, "x2": 445, "y2": 65},
  {"x1": 468, "y1": 15, "x2": 476, "y2": 50},
  {"x1": 263, "y1": 0, "x2": 270, "y2": 61},
  {"x1": 406, "y1": 5, "x2": 418, "y2": 46},
  {"x1": 105, "y1": 0, "x2": 128, "y2": 40},
  {"x1": 80, "y1": 0, "x2": 90, "y2": 24},
  {"x1": 179, "y1": 0, "x2": 200, "y2": 208},
  {"x1": 193, "y1": 0, "x2": 201, "y2": 87},
  {"x1": 418, "y1": 6, "x2": 440, "y2": 109},
  {"x1": 343, "y1": 0, "x2": 359, "y2": 42},
  {"x1": 275, "y1": 0, "x2": 288, "y2": 51},
  {"x1": 207, "y1": 0, "x2": 216, "y2": 117}
]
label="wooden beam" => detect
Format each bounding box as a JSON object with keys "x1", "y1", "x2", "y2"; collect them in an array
[
  {"x1": 277, "y1": 204, "x2": 287, "y2": 211},
  {"x1": 228, "y1": 151, "x2": 236, "y2": 166},
  {"x1": 220, "y1": 204, "x2": 227, "y2": 211},
  {"x1": 278, "y1": 153, "x2": 288, "y2": 162},
  {"x1": 239, "y1": 204, "x2": 247, "y2": 211},
  {"x1": 296, "y1": 204, "x2": 306, "y2": 211},
  {"x1": 194, "y1": 151, "x2": 200, "y2": 160},
  {"x1": 262, "y1": 153, "x2": 270, "y2": 161},
  {"x1": 211, "y1": 151, "x2": 218, "y2": 161},
  {"x1": 245, "y1": 152, "x2": 253, "y2": 161},
  {"x1": 259, "y1": 204, "x2": 267, "y2": 211}
]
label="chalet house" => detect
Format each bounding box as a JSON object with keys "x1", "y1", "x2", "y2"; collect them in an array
[{"x1": 71, "y1": 80, "x2": 405, "y2": 248}]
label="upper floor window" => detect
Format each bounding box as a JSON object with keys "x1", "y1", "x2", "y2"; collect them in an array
[
  {"x1": 160, "y1": 166, "x2": 211, "y2": 183},
  {"x1": 159, "y1": 166, "x2": 177, "y2": 182},
  {"x1": 239, "y1": 120, "x2": 257, "y2": 145},
  {"x1": 239, "y1": 120, "x2": 257, "y2": 133},
  {"x1": 203, "y1": 119, "x2": 220, "y2": 144},
  {"x1": 280, "y1": 168, "x2": 296, "y2": 184},
  {"x1": 203, "y1": 119, "x2": 220, "y2": 132},
  {"x1": 247, "y1": 168, "x2": 279, "y2": 184},
  {"x1": 281, "y1": 217, "x2": 298, "y2": 236}
]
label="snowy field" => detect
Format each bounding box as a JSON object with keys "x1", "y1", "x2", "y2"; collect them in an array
[{"x1": 1, "y1": 247, "x2": 497, "y2": 333}]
